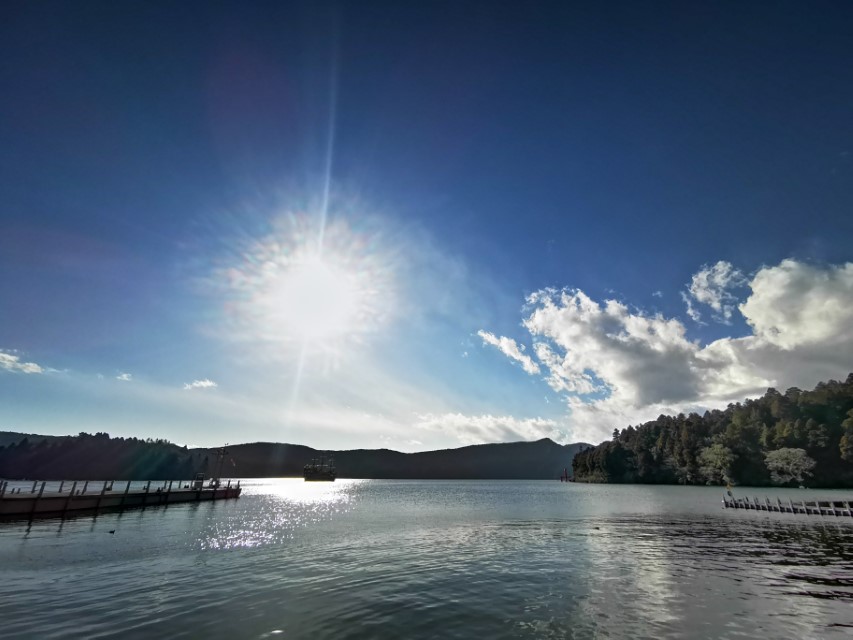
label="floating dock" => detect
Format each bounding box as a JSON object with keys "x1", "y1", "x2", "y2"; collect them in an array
[
  {"x1": 722, "y1": 493, "x2": 853, "y2": 517},
  {"x1": 0, "y1": 478, "x2": 241, "y2": 519}
]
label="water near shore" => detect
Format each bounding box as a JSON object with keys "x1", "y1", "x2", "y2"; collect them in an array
[{"x1": 1, "y1": 480, "x2": 852, "y2": 639}]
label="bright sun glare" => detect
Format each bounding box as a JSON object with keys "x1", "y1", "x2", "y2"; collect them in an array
[
  {"x1": 219, "y1": 212, "x2": 393, "y2": 353},
  {"x1": 270, "y1": 256, "x2": 361, "y2": 340}
]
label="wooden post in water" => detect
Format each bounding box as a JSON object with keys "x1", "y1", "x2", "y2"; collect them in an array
[
  {"x1": 81, "y1": 481, "x2": 89, "y2": 495},
  {"x1": 31, "y1": 480, "x2": 37, "y2": 493},
  {"x1": 120, "y1": 480, "x2": 131, "y2": 508},
  {"x1": 58, "y1": 481, "x2": 64, "y2": 493},
  {"x1": 0, "y1": 481, "x2": 6, "y2": 499},
  {"x1": 63, "y1": 481, "x2": 77, "y2": 514},
  {"x1": 30, "y1": 481, "x2": 46, "y2": 516},
  {"x1": 95, "y1": 481, "x2": 108, "y2": 511},
  {"x1": 142, "y1": 480, "x2": 151, "y2": 507}
]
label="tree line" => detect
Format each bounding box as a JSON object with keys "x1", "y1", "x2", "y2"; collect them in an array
[
  {"x1": 572, "y1": 374, "x2": 853, "y2": 487},
  {"x1": 0, "y1": 432, "x2": 218, "y2": 480}
]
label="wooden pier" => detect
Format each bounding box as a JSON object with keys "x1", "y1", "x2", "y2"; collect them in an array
[
  {"x1": 0, "y1": 478, "x2": 242, "y2": 519},
  {"x1": 722, "y1": 493, "x2": 853, "y2": 517}
]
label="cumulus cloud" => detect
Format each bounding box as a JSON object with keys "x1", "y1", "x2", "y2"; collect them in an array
[
  {"x1": 416, "y1": 413, "x2": 562, "y2": 446},
  {"x1": 116, "y1": 373, "x2": 132, "y2": 381},
  {"x1": 0, "y1": 350, "x2": 44, "y2": 374},
  {"x1": 183, "y1": 379, "x2": 218, "y2": 390},
  {"x1": 477, "y1": 330, "x2": 540, "y2": 374},
  {"x1": 684, "y1": 260, "x2": 746, "y2": 324},
  {"x1": 739, "y1": 259, "x2": 853, "y2": 349},
  {"x1": 481, "y1": 259, "x2": 853, "y2": 445}
]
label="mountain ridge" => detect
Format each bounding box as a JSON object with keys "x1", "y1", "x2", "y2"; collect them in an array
[{"x1": 0, "y1": 432, "x2": 590, "y2": 480}]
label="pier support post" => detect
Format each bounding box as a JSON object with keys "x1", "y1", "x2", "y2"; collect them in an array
[
  {"x1": 31, "y1": 480, "x2": 37, "y2": 493},
  {"x1": 59, "y1": 481, "x2": 64, "y2": 493},
  {"x1": 95, "y1": 481, "x2": 108, "y2": 511},
  {"x1": 120, "y1": 480, "x2": 131, "y2": 508},
  {"x1": 64, "y1": 481, "x2": 77, "y2": 514},
  {"x1": 82, "y1": 481, "x2": 89, "y2": 495},
  {"x1": 30, "y1": 481, "x2": 46, "y2": 516},
  {"x1": 0, "y1": 481, "x2": 6, "y2": 499}
]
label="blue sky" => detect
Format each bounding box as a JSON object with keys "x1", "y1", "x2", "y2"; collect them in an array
[{"x1": 2, "y1": 1, "x2": 853, "y2": 450}]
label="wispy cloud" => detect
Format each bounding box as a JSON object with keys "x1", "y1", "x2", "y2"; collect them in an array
[
  {"x1": 183, "y1": 378, "x2": 218, "y2": 390},
  {"x1": 683, "y1": 260, "x2": 747, "y2": 324},
  {"x1": 116, "y1": 372, "x2": 133, "y2": 381},
  {"x1": 0, "y1": 350, "x2": 44, "y2": 374},
  {"x1": 477, "y1": 330, "x2": 540, "y2": 374}
]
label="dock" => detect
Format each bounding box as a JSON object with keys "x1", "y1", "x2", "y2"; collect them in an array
[
  {"x1": 0, "y1": 478, "x2": 241, "y2": 519},
  {"x1": 722, "y1": 493, "x2": 853, "y2": 517}
]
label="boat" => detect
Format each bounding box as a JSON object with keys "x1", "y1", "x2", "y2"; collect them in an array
[{"x1": 304, "y1": 454, "x2": 336, "y2": 481}]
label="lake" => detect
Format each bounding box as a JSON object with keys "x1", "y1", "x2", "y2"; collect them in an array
[{"x1": 1, "y1": 480, "x2": 852, "y2": 639}]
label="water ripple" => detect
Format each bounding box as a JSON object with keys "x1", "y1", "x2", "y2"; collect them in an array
[{"x1": 1, "y1": 481, "x2": 852, "y2": 639}]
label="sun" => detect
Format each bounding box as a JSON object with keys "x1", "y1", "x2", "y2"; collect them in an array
[
  {"x1": 268, "y1": 255, "x2": 361, "y2": 340},
  {"x1": 217, "y1": 213, "x2": 393, "y2": 351}
]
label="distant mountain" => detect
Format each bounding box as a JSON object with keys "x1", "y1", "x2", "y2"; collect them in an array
[
  {"x1": 208, "y1": 438, "x2": 590, "y2": 480},
  {"x1": 0, "y1": 431, "x2": 589, "y2": 480}
]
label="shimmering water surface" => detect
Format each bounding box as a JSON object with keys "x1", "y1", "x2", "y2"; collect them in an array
[{"x1": 1, "y1": 480, "x2": 852, "y2": 639}]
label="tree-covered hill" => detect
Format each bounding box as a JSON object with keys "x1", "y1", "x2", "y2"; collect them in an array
[
  {"x1": 572, "y1": 374, "x2": 853, "y2": 487},
  {"x1": 0, "y1": 432, "x2": 588, "y2": 480}
]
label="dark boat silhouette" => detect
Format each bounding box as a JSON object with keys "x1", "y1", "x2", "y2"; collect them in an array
[{"x1": 303, "y1": 455, "x2": 336, "y2": 481}]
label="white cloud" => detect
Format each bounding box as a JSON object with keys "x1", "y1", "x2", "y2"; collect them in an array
[
  {"x1": 477, "y1": 330, "x2": 540, "y2": 374},
  {"x1": 183, "y1": 379, "x2": 218, "y2": 390},
  {"x1": 116, "y1": 373, "x2": 132, "y2": 381},
  {"x1": 680, "y1": 291, "x2": 704, "y2": 324},
  {"x1": 481, "y1": 259, "x2": 853, "y2": 445},
  {"x1": 416, "y1": 413, "x2": 563, "y2": 446},
  {"x1": 0, "y1": 350, "x2": 44, "y2": 374},
  {"x1": 739, "y1": 259, "x2": 853, "y2": 349},
  {"x1": 684, "y1": 260, "x2": 746, "y2": 324},
  {"x1": 652, "y1": 290, "x2": 663, "y2": 298}
]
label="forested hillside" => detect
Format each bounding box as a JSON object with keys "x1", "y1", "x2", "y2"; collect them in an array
[
  {"x1": 573, "y1": 374, "x2": 853, "y2": 487},
  {"x1": 0, "y1": 432, "x2": 587, "y2": 480},
  {"x1": 0, "y1": 433, "x2": 200, "y2": 480}
]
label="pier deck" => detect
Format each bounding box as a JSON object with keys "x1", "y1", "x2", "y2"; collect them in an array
[
  {"x1": 722, "y1": 494, "x2": 853, "y2": 517},
  {"x1": 0, "y1": 479, "x2": 241, "y2": 518}
]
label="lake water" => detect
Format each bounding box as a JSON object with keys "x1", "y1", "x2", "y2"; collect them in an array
[{"x1": 1, "y1": 480, "x2": 852, "y2": 639}]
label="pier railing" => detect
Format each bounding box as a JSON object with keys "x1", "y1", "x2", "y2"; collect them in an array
[
  {"x1": 723, "y1": 494, "x2": 853, "y2": 517},
  {"x1": 0, "y1": 478, "x2": 242, "y2": 518}
]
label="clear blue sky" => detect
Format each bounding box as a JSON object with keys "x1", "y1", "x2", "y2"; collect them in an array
[{"x1": 2, "y1": 1, "x2": 853, "y2": 449}]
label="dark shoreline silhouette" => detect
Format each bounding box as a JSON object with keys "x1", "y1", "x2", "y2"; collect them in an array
[{"x1": 0, "y1": 432, "x2": 588, "y2": 481}]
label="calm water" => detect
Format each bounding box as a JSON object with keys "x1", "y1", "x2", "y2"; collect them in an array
[{"x1": 1, "y1": 480, "x2": 852, "y2": 639}]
